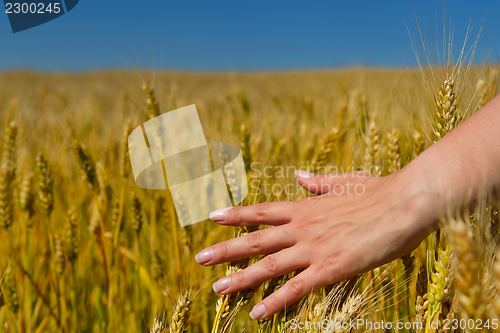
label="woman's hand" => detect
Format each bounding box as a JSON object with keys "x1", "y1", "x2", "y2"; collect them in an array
[
  {"x1": 195, "y1": 167, "x2": 439, "y2": 320},
  {"x1": 194, "y1": 93, "x2": 500, "y2": 320}
]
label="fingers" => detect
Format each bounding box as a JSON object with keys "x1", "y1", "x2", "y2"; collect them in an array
[
  {"x1": 212, "y1": 247, "x2": 307, "y2": 295},
  {"x1": 195, "y1": 226, "x2": 294, "y2": 266},
  {"x1": 295, "y1": 170, "x2": 373, "y2": 195},
  {"x1": 249, "y1": 268, "x2": 320, "y2": 320},
  {"x1": 209, "y1": 201, "x2": 296, "y2": 226}
]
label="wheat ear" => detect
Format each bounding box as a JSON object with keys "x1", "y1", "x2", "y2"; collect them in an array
[
  {"x1": 434, "y1": 78, "x2": 460, "y2": 141},
  {"x1": 142, "y1": 83, "x2": 160, "y2": 119},
  {"x1": 386, "y1": 129, "x2": 401, "y2": 174},
  {"x1": 491, "y1": 250, "x2": 500, "y2": 321},
  {"x1": 17, "y1": 171, "x2": 35, "y2": 226},
  {"x1": 427, "y1": 243, "x2": 452, "y2": 329},
  {"x1": 415, "y1": 266, "x2": 428, "y2": 333},
  {"x1": 151, "y1": 314, "x2": 166, "y2": 333},
  {"x1": 332, "y1": 295, "x2": 362, "y2": 333},
  {"x1": 3, "y1": 265, "x2": 19, "y2": 314},
  {"x1": 54, "y1": 232, "x2": 65, "y2": 276},
  {"x1": 35, "y1": 152, "x2": 54, "y2": 217},
  {"x1": 0, "y1": 165, "x2": 14, "y2": 229},
  {"x1": 170, "y1": 293, "x2": 192, "y2": 333},
  {"x1": 71, "y1": 139, "x2": 99, "y2": 193},
  {"x1": 64, "y1": 209, "x2": 79, "y2": 265},
  {"x1": 1, "y1": 120, "x2": 17, "y2": 173},
  {"x1": 129, "y1": 191, "x2": 143, "y2": 234},
  {"x1": 447, "y1": 219, "x2": 487, "y2": 326},
  {"x1": 364, "y1": 120, "x2": 381, "y2": 175},
  {"x1": 310, "y1": 127, "x2": 340, "y2": 173},
  {"x1": 413, "y1": 130, "x2": 425, "y2": 157}
]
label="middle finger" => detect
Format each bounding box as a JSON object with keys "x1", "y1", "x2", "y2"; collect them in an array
[{"x1": 195, "y1": 226, "x2": 294, "y2": 266}]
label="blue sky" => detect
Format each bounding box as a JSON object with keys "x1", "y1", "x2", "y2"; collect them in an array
[{"x1": 0, "y1": 0, "x2": 498, "y2": 71}]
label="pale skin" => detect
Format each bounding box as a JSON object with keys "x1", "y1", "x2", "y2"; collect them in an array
[{"x1": 195, "y1": 93, "x2": 500, "y2": 320}]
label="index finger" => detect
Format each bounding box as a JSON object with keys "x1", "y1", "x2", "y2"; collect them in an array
[{"x1": 209, "y1": 201, "x2": 297, "y2": 226}]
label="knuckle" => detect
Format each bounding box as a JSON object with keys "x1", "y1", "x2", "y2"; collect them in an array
[
  {"x1": 231, "y1": 207, "x2": 241, "y2": 223},
  {"x1": 254, "y1": 202, "x2": 269, "y2": 220},
  {"x1": 307, "y1": 182, "x2": 320, "y2": 193},
  {"x1": 321, "y1": 255, "x2": 345, "y2": 284},
  {"x1": 265, "y1": 293, "x2": 281, "y2": 311},
  {"x1": 262, "y1": 254, "x2": 278, "y2": 274},
  {"x1": 297, "y1": 197, "x2": 316, "y2": 207},
  {"x1": 294, "y1": 215, "x2": 323, "y2": 232},
  {"x1": 216, "y1": 242, "x2": 229, "y2": 260},
  {"x1": 323, "y1": 254, "x2": 339, "y2": 268},
  {"x1": 286, "y1": 278, "x2": 303, "y2": 296},
  {"x1": 248, "y1": 230, "x2": 264, "y2": 251},
  {"x1": 231, "y1": 270, "x2": 245, "y2": 285},
  {"x1": 277, "y1": 225, "x2": 293, "y2": 245}
]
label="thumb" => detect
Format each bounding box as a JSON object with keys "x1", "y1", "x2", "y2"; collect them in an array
[{"x1": 294, "y1": 170, "x2": 373, "y2": 195}]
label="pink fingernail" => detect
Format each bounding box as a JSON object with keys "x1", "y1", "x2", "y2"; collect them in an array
[
  {"x1": 295, "y1": 170, "x2": 313, "y2": 179},
  {"x1": 212, "y1": 276, "x2": 231, "y2": 293},
  {"x1": 209, "y1": 207, "x2": 232, "y2": 222},
  {"x1": 195, "y1": 248, "x2": 214, "y2": 265},
  {"x1": 250, "y1": 303, "x2": 267, "y2": 320}
]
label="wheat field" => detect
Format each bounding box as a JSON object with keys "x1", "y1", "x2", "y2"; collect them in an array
[{"x1": 0, "y1": 62, "x2": 499, "y2": 333}]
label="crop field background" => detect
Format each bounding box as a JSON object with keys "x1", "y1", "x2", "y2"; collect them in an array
[{"x1": 0, "y1": 64, "x2": 499, "y2": 333}]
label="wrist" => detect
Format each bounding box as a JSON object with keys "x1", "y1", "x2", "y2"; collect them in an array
[{"x1": 389, "y1": 158, "x2": 442, "y2": 236}]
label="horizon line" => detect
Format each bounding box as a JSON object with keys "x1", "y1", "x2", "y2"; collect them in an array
[{"x1": 1, "y1": 63, "x2": 498, "y2": 75}]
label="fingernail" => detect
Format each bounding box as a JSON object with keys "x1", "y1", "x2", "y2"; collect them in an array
[
  {"x1": 212, "y1": 276, "x2": 231, "y2": 293},
  {"x1": 250, "y1": 303, "x2": 267, "y2": 320},
  {"x1": 295, "y1": 170, "x2": 313, "y2": 179},
  {"x1": 209, "y1": 207, "x2": 232, "y2": 222},
  {"x1": 195, "y1": 248, "x2": 214, "y2": 265}
]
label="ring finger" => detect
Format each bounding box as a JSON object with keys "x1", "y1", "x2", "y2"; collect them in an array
[{"x1": 212, "y1": 247, "x2": 309, "y2": 295}]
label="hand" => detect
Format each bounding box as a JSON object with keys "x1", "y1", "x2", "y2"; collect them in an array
[{"x1": 195, "y1": 168, "x2": 438, "y2": 320}]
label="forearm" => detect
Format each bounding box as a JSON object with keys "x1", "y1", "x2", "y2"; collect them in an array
[{"x1": 402, "y1": 93, "x2": 500, "y2": 228}]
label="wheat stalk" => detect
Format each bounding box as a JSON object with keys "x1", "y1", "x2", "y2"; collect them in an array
[
  {"x1": 491, "y1": 250, "x2": 500, "y2": 321},
  {"x1": 120, "y1": 119, "x2": 133, "y2": 179},
  {"x1": 240, "y1": 123, "x2": 252, "y2": 174}
]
